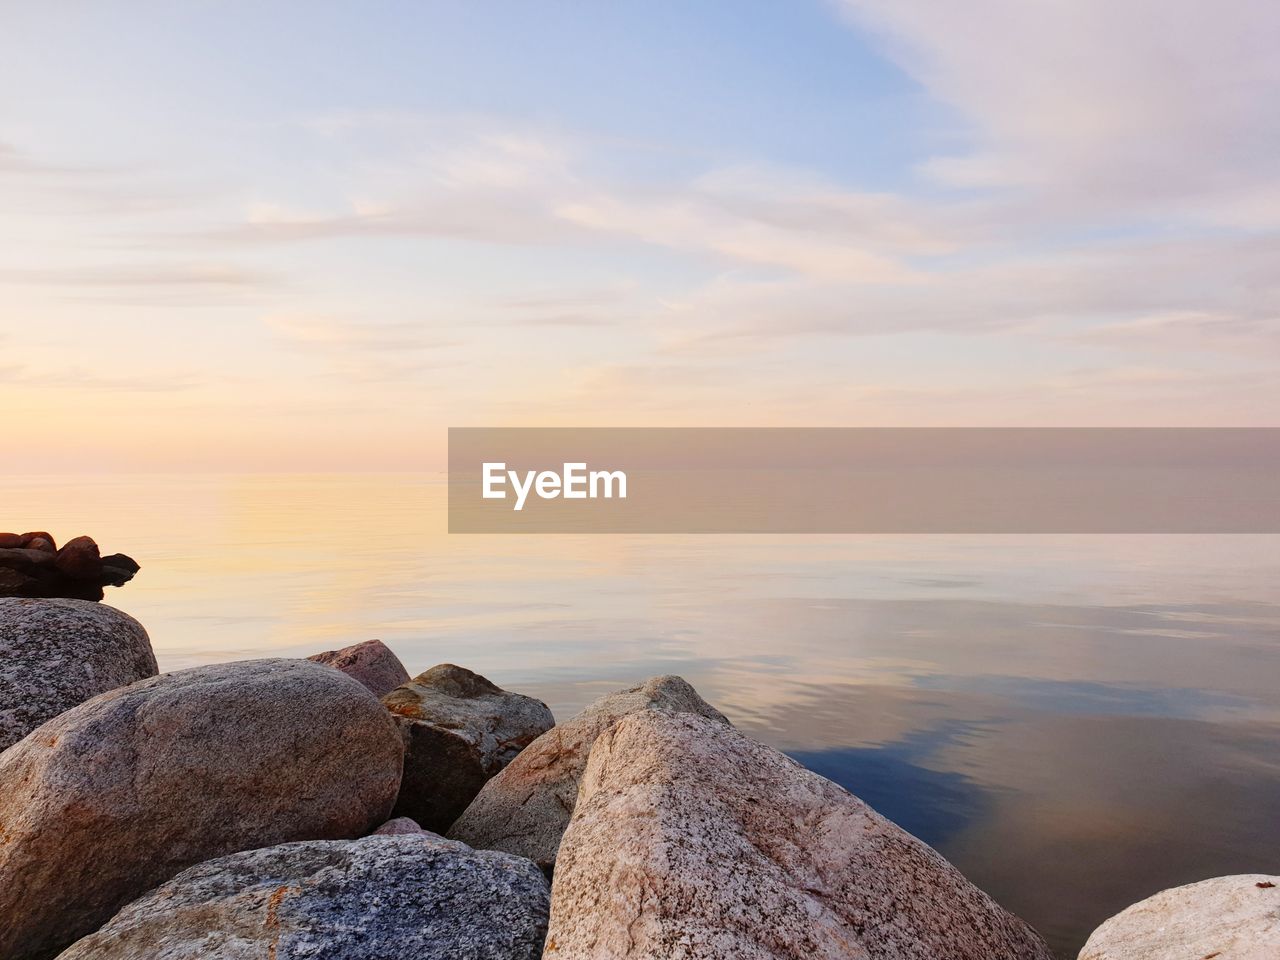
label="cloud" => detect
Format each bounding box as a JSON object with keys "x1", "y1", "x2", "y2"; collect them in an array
[
  {"x1": 657, "y1": 232, "x2": 1280, "y2": 351},
  {"x1": 0, "y1": 141, "x2": 106, "y2": 177},
  {"x1": 1066, "y1": 312, "x2": 1280, "y2": 357},
  {"x1": 0, "y1": 262, "x2": 279, "y2": 307},
  {"x1": 184, "y1": 116, "x2": 964, "y2": 281},
  {"x1": 263, "y1": 314, "x2": 463, "y2": 381},
  {"x1": 0, "y1": 363, "x2": 200, "y2": 393},
  {"x1": 0, "y1": 263, "x2": 276, "y2": 289},
  {"x1": 837, "y1": 0, "x2": 1280, "y2": 224},
  {"x1": 557, "y1": 191, "x2": 923, "y2": 282}
]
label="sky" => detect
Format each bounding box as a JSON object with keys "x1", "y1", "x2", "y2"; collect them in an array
[{"x1": 2, "y1": 0, "x2": 1278, "y2": 471}]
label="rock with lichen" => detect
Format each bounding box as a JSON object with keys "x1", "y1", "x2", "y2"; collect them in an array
[{"x1": 55, "y1": 833, "x2": 550, "y2": 960}]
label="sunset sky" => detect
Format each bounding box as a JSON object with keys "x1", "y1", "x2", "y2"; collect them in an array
[{"x1": 3, "y1": 0, "x2": 1278, "y2": 471}]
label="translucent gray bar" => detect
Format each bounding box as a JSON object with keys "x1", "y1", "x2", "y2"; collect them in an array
[{"x1": 448, "y1": 428, "x2": 1280, "y2": 533}]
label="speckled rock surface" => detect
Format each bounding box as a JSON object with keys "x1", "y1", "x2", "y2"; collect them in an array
[
  {"x1": 0, "y1": 598, "x2": 157, "y2": 753},
  {"x1": 449, "y1": 675, "x2": 728, "y2": 869},
  {"x1": 56, "y1": 832, "x2": 550, "y2": 960},
  {"x1": 0, "y1": 658, "x2": 404, "y2": 960},
  {"x1": 372, "y1": 816, "x2": 429, "y2": 836},
  {"x1": 382, "y1": 663, "x2": 554, "y2": 832},
  {"x1": 307, "y1": 638, "x2": 410, "y2": 698},
  {"x1": 1078, "y1": 874, "x2": 1280, "y2": 960},
  {"x1": 545, "y1": 711, "x2": 1053, "y2": 960}
]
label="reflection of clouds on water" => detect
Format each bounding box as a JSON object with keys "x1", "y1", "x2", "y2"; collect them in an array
[
  {"x1": 4, "y1": 473, "x2": 1279, "y2": 955},
  {"x1": 737, "y1": 681, "x2": 1280, "y2": 957},
  {"x1": 913, "y1": 675, "x2": 1257, "y2": 720},
  {"x1": 788, "y1": 719, "x2": 997, "y2": 849},
  {"x1": 941, "y1": 713, "x2": 1280, "y2": 956}
]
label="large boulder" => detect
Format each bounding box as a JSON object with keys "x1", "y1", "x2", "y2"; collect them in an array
[
  {"x1": 0, "y1": 598, "x2": 157, "y2": 752},
  {"x1": 382, "y1": 663, "x2": 554, "y2": 832},
  {"x1": 545, "y1": 711, "x2": 1053, "y2": 960},
  {"x1": 0, "y1": 658, "x2": 404, "y2": 960},
  {"x1": 56, "y1": 832, "x2": 551, "y2": 960},
  {"x1": 449, "y1": 675, "x2": 728, "y2": 868},
  {"x1": 1078, "y1": 874, "x2": 1280, "y2": 960},
  {"x1": 307, "y1": 638, "x2": 410, "y2": 697}
]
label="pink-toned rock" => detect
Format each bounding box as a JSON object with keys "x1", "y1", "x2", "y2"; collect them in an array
[
  {"x1": 0, "y1": 658, "x2": 404, "y2": 960},
  {"x1": 0, "y1": 598, "x2": 157, "y2": 752},
  {"x1": 384, "y1": 664, "x2": 555, "y2": 832},
  {"x1": 372, "y1": 817, "x2": 430, "y2": 836},
  {"x1": 0, "y1": 533, "x2": 23, "y2": 549},
  {"x1": 308, "y1": 638, "x2": 409, "y2": 698},
  {"x1": 20, "y1": 532, "x2": 56, "y2": 550},
  {"x1": 449, "y1": 675, "x2": 727, "y2": 869},
  {"x1": 1079, "y1": 874, "x2": 1280, "y2": 960},
  {"x1": 54, "y1": 536, "x2": 101, "y2": 580},
  {"x1": 545, "y1": 711, "x2": 1053, "y2": 960}
]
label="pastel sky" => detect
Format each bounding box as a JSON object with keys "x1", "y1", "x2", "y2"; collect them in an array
[{"x1": 3, "y1": 0, "x2": 1278, "y2": 471}]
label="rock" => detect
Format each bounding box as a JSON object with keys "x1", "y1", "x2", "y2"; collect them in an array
[
  {"x1": 382, "y1": 663, "x2": 554, "y2": 832},
  {"x1": 0, "y1": 567, "x2": 34, "y2": 593},
  {"x1": 307, "y1": 638, "x2": 409, "y2": 698},
  {"x1": 0, "y1": 658, "x2": 404, "y2": 960},
  {"x1": 449, "y1": 675, "x2": 728, "y2": 869},
  {"x1": 1078, "y1": 874, "x2": 1280, "y2": 960},
  {"x1": 98, "y1": 554, "x2": 140, "y2": 588},
  {"x1": 372, "y1": 816, "x2": 429, "y2": 836},
  {"x1": 0, "y1": 547, "x2": 58, "y2": 572},
  {"x1": 0, "y1": 535, "x2": 140, "y2": 601},
  {"x1": 56, "y1": 833, "x2": 551, "y2": 960},
  {"x1": 21, "y1": 532, "x2": 57, "y2": 552},
  {"x1": 0, "y1": 598, "x2": 158, "y2": 753},
  {"x1": 545, "y1": 711, "x2": 1053, "y2": 960},
  {"x1": 54, "y1": 536, "x2": 101, "y2": 579}
]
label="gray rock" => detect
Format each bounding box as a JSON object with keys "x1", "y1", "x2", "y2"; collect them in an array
[
  {"x1": 545, "y1": 711, "x2": 1053, "y2": 960},
  {"x1": 1078, "y1": 874, "x2": 1280, "y2": 960},
  {"x1": 56, "y1": 832, "x2": 551, "y2": 960},
  {"x1": 382, "y1": 663, "x2": 554, "y2": 832},
  {"x1": 372, "y1": 816, "x2": 428, "y2": 836},
  {"x1": 449, "y1": 675, "x2": 727, "y2": 868},
  {"x1": 307, "y1": 638, "x2": 410, "y2": 698},
  {"x1": 0, "y1": 598, "x2": 157, "y2": 753},
  {"x1": 0, "y1": 658, "x2": 404, "y2": 960}
]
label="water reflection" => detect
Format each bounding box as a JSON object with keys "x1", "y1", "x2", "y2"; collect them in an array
[
  {"x1": 4, "y1": 474, "x2": 1278, "y2": 957},
  {"x1": 790, "y1": 719, "x2": 997, "y2": 848}
]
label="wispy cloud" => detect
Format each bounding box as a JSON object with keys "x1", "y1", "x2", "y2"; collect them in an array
[
  {"x1": 0, "y1": 263, "x2": 276, "y2": 289},
  {"x1": 180, "y1": 117, "x2": 963, "y2": 281},
  {"x1": 837, "y1": 0, "x2": 1280, "y2": 225},
  {"x1": 264, "y1": 314, "x2": 463, "y2": 381},
  {"x1": 0, "y1": 363, "x2": 201, "y2": 393}
]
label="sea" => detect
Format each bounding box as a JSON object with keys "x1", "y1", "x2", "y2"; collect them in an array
[{"x1": 6, "y1": 472, "x2": 1279, "y2": 956}]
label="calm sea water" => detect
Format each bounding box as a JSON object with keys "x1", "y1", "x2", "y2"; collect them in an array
[{"x1": 7, "y1": 473, "x2": 1280, "y2": 956}]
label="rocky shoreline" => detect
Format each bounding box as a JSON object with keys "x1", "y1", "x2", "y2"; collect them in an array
[{"x1": 1, "y1": 597, "x2": 1275, "y2": 959}]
